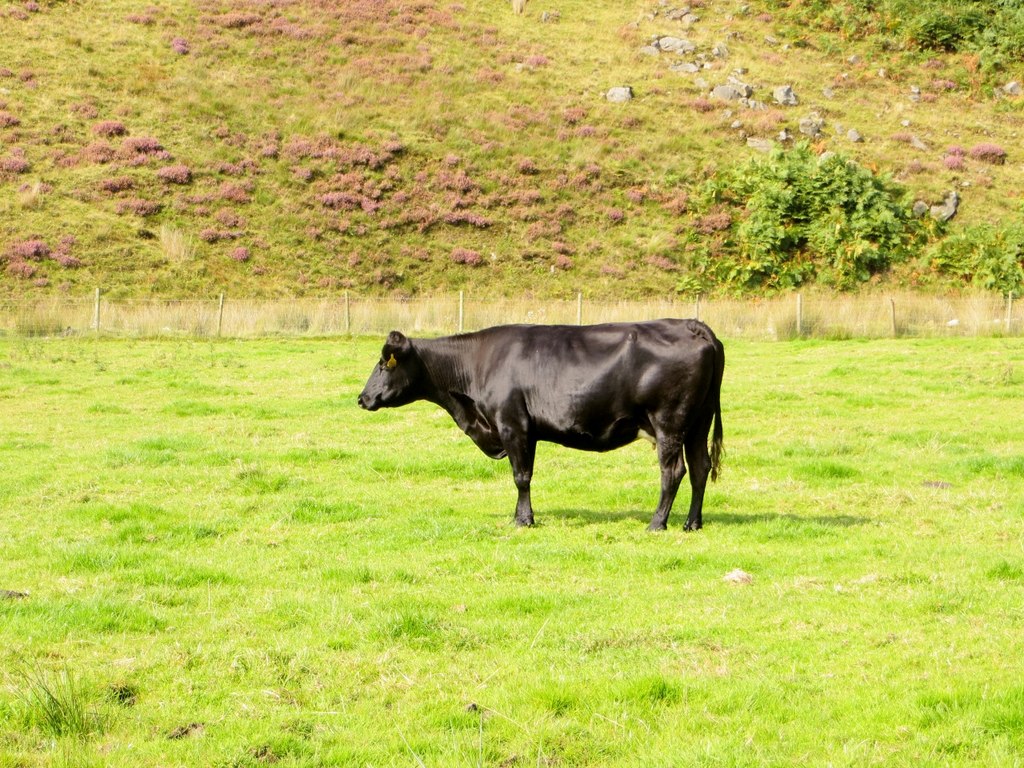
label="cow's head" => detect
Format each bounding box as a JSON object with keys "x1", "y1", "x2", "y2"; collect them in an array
[{"x1": 357, "y1": 331, "x2": 424, "y2": 411}]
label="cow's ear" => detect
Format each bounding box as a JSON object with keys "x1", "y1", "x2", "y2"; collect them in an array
[{"x1": 385, "y1": 330, "x2": 411, "y2": 356}]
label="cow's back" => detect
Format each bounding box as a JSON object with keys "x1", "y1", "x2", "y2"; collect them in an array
[{"x1": 463, "y1": 320, "x2": 718, "y2": 450}]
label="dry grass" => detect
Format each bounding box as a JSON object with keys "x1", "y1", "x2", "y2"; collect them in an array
[
  {"x1": 158, "y1": 225, "x2": 195, "y2": 265},
  {"x1": 0, "y1": 292, "x2": 1018, "y2": 339}
]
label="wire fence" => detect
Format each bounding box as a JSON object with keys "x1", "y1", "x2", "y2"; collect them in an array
[{"x1": 0, "y1": 291, "x2": 1019, "y2": 340}]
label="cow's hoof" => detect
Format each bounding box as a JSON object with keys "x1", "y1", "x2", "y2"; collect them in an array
[
  {"x1": 515, "y1": 517, "x2": 535, "y2": 527},
  {"x1": 683, "y1": 521, "x2": 702, "y2": 531},
  {"x1": 647, "y1": 522, "x2": 667, "y2": 533}
]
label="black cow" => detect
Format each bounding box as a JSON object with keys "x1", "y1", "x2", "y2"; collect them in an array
[{"x1": 358, "y1": 319, "x2": 724, "y2": 531}]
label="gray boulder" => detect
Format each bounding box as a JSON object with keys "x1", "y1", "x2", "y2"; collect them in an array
[
  {"x1": 747, "y1": 137, "x2": 774, "y2": 152},
  {"x1": 912, "y1": 201, "x2": 929, "y2": 218},
  {"x1": 657, "y1": 36, "x2": 696, "y2": 54},
  {"x1": 847, "y1": 128, "x2": 863, "y2": 143},
  {"x1": 670, "y1": 62, "x2": 701, "y2": 74},
  {"x1": 930, "y1": 191, "x2": 959, "y2": 223},
  {"x1": 773, "y1": 85, "x2": 798, "y2": 106},
  {"x1": 798, "y1": 115, "x2": 824, "y2": 138},
  {"x1": 1004, "y1": 81, "x2": 1022, "y2": 96},
  {"x1": 726, "y1": 76, "x2": 753, "y2": 98},
  {"x1": 711, "y1": 84, "x2": 744, "y2": 101},
  {"x1": 606, "y1": 86, "x2": 634, "y2": 103},
  {"x1": 712, "y1": 43, "x2": 729, "y2": 59}
]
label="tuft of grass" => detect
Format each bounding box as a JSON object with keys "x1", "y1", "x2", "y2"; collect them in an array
[
  {"x1": 13, "y1": 667, "x2": 104, "y2": 739},
  {"x1": 158, "y1": 224, "x2": 195, "y2": 264}
]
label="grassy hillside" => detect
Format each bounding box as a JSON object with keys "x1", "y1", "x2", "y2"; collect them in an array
[{"x1": 1, "y1": 0, "x2": 1022, "y2": 299}]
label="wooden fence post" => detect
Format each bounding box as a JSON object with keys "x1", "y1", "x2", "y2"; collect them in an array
[
  {"x1": 217, "y1": 293, "x2": 225, "y2": 337},
  {"x1": 93, "y1": 287, "x2": 101, "y2": 333},
  {"x1": 458, "y1": 291, "x2": 464, "y2": 333},
  {"x1": 344, "y1": 291, "x2": 351, "y2": 335},
  {"x1": 1007, "y1": 292, "x2": 1014, "y2": 334},
  {"x1": 576, "y1": 292, "x2": 583, "y2": 325},
  {"x1": 695, "y1": 294, "x2": 701, "y2": 322},
  {"x1": 889, "y1": 297, "x2": 897, "y2": 338},
  {"x1": 796, "y1": 293, "x2": 803, "y2": 337}
]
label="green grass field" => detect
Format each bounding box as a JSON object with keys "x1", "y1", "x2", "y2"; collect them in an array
[{"x1": 1, "y1": 334, "x2": 1023, "y2": 767}]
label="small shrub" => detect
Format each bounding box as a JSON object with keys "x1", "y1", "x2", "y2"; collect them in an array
[
  {"x1": 0, "y1": 111, "x2": 20, "y2": 128},
  {"x1": 171, "y1": 37, "x2": 190, "y2": 55},
  {"x1": 969, "y1": 143, "x2": 1007, "y2": 165},
  {"x1": 6, "y1": 260, "x2": 37, "y2": 278},
  {"x1": 116, "y1": 198, "x2": 161, "y2": 216},
  {"x1": 230, "y1": 247, "x2": 251, "y2": 262},
  {"x1": 943, "y1": 155, "x2": 965, "y2": 171},
  {"x1": 908, "y1": 9, "x2": 986, "y2": 53},
  {"x1": 121, "y1": 136, "x2": 163, "y2": 154},
  {"x1": 606, "y1": 208, "x2": 625, "y2": 223},
  {"x1": 6, "y1": 238, "x2": 49, "y2": 260},
  {"x1": 450, "y1": 247, "x2": 482, "y2": 266},
  {"x1": 156, "y1": 164, "x2": 191, "y2": 183},
  {"x1": 218, "y1": 182, "x2": 251, "y2": 203},
  {"x1": 99, "y1": 176, "x2": 135, "y2": 193},
  {"x1": 92, "y1": 120, "x2": 127, "y2": 137},
  {"x1": 0, "y1": 155, "x2": 30, "y2": 174}
]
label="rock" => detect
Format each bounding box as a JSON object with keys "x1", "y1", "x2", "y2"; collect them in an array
[
  {"x1": 910, "y1": 135, "x2": 928, "y2": 151},
  {"x1": 711, "y1": 84, "x2": 744, "y2": 101},
  {"x1": 723, "y1": 568, "x2": 753, "y2": 585},
  {"x1": 747, "y1": 137, "x2": 774, "y2": 152},
  {"x1": 773, "y1": 85, "x2": 798, "y2": 106},
  {"x1": 778, "y1": 128, "x2": 792, "y2": 141},
  {"x1": 638, "y1": 45, "x2": 660, "y2": 57},
  {"x1": 930, "y1": 190, "x2": 959, "y2": 223},
  {"x1": 909, "y1": 85, "x2": 921, "y2": 102},
  {"x1": 657, "y1": 36, "x2": 696, "y2": 54},
  {"x1": 712, "y1": 42, "x2": 729, "y2": 59},
  {"x1": 764, "y1": 35, "x2": 779, "y2": 46},
  {"x1": 606, "y1": 86, "x2": 634, "y2": 103},
  {"x1": 665, "y1": 7, "x2": 692, "y2": 21},
  {"x1": 912, "y1": 200, "x2": 929, "y2": 218},
  {"x1": 670, "y1": 62, "x2": 701, "y2": 74},
  {"x1": 848, "y1": 54, "x2": 861, "y2": 65},
  {"x1": 742, "y1": 99, "x2": 768, "y2": 111},
  {"x1": 798, "y1": 115, "x2": 824, "y2": 138},
  {"x1": 822, "y1": 86, "x2": 835, "y2": 99},
  {"x1": 680, "y1": 12, "x2": 700, "y2": 24},
  {"x1": 540, "y1": 10, "x2": 560, "y2": 22},
  {"x1": 1004, "y1": 81, "x2": 1022, "y2": 96},
  {"x1": 847, "y1": 128, "x2": 863, "y2": 142},
  {"x1": 726, "y1": 76, "x2": 753, "y2": 98},
  {"x1": 730, "y1": 119, "x2": 743, "y2": 129}
]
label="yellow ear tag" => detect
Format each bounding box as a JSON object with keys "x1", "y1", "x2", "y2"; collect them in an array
[{"x1": 386, "y1": 354, "x2": 398, "y2": 369}]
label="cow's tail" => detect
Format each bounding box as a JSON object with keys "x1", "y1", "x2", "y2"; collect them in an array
[{"x1": 709, "y1": 335, "x2": 725, "y2": 483}]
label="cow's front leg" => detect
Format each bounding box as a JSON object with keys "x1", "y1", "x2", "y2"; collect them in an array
[
  {"x1": 501, "y1": 428, "x2": 536, "y2": 527},
  {"x1": 649, "y1": 434, "x2": 686, "y2": 532}
]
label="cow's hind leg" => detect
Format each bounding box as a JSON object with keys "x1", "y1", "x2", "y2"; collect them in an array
[
  {"x1": 682, "y1": 417, "x2": 714, "y2": 531},
  {"x1": 648, "y1": 434, "x2": 686, "y2": 532}
]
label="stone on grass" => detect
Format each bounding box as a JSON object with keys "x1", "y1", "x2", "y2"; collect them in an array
[
  {"x1": 606, "y1": 86, "x2": 634, "y2": 103},
  {"x1": 773, "y1": 85, "x2": 798, "y2": 106},
  {"x1": 724, "y1": 569, "x2": 753, "y2": 585}
]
